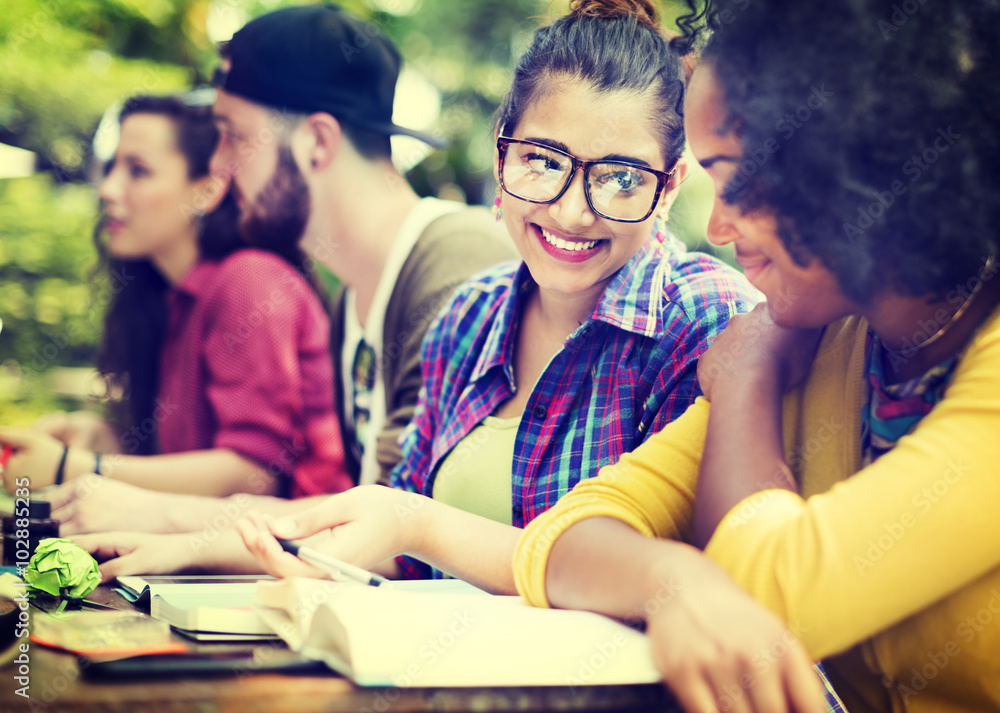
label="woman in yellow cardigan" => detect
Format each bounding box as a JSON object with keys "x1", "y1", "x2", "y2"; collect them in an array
[{"x1": 514, "y1": 1, "x2": 1000, "y2": 712}]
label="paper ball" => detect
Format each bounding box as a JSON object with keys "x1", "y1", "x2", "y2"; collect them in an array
[{"x1": 23, "y1": 538, "x2": 101, "y2": 598}]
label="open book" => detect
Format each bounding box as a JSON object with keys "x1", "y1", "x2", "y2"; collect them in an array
[
  {"x1": 116, "y1": 575, "x2": 277, "y2": 641},
  {"x1": 255, "y1": 577, "x2": 660, "y2": 687}
]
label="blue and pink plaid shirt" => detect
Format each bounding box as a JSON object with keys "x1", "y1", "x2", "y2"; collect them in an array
[{"x1": 392, "y1": 228, "x2": 759, "y2": 578}]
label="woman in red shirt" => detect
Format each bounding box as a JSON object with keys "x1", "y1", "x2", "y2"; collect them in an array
[{"x1": 0, "y1": 95, "x2": 349, "y2": 502}]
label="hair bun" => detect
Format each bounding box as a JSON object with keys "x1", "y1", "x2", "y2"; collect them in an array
[{"x1": 569, "y1": 0, "x2": 659, "y2": 29}]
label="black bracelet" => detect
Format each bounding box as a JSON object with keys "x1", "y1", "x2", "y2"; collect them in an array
[
  {"x1": 94, "y1": 453, "x2": 103, "y2": 476},
  {"x1": 54, "y1": 445, "x2": 69, "y2": 486}
]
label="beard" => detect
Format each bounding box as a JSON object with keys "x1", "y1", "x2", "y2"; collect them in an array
[{"x1": 238, "y1": 145, "x2": 311, "y2": 254}]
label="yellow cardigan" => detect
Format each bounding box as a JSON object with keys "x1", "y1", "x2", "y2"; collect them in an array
[{"x1": 514, "y1": 312, "x2": 1000, "y2": 713}]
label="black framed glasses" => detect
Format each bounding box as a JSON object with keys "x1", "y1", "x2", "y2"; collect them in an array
[{"x1": 496, "y1": 137, "x2": 676, "y2": 223}]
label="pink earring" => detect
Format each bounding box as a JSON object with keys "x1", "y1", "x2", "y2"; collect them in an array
[
  {"x1": 653, "y1": 210, "x2": 667, "y2": 244},
  {"x1": 492, "y1": 185, "x2": 503, "y2": 222}
]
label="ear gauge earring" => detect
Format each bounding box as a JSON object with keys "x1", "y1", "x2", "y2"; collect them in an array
[{"x1": 492, "y1": 185, "x2": 503, "y2": 222}]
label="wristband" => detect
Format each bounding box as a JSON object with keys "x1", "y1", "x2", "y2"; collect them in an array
[
  {"x1": 54, "y1": 445, "x2": 69, "y2": 486},
  {"x1": 94, "y1": 453, "x2": 103, "y2": 477}
]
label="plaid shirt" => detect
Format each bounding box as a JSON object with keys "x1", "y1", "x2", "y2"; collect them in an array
[{"x1": 392, "y1": 229, "x2": 759, "y2": 578}]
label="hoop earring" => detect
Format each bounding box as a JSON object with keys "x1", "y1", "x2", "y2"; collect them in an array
[{"x1": 492, "y1": 185, "x2": 503, "y2": 222}]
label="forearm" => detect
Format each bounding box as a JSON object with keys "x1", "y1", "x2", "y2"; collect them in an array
[
  {"x1": 410, "y1": 499, "x2": 522, "y2": 594},
  {"x1": 68, "y1": 448, "x2": 279, "y2": 497},
  {"x1": 178, "y1": 528, "x2": 267, "y2": 574},
  {"x1": 160, "y1": 491, "x2": 321, "y2": 533},
  {"x1": 693, "y1": 370, "x2": 795, "y2": 548},
  {"x1": 159, "y1": 497, "x2": 341, "y2": 573},
  {"x1": 545, "y1": 517, "x2": 714, "y2": 621}
]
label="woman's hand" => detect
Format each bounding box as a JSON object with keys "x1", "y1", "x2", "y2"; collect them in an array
[
  {"x1": 32, "y1": 411, "x2": 121, "y2": 453},
  {"x1": 49, "y1": 474, "x2": 175, "y2": 535},
  {"x1": 0, "y1": 426, "x2": 77, "y2": 492},
  {"x1": 647, "y1": 551, "x2": 825, "y2": 713},
  {"x1": 235, "y1": 484, "x2": 427, "y2": 579},
  {"x1": 697, "y1": 304, "x2": 822, "y2": 402},
  {"x1": 72, "y1": 532, "x2": 202, "y2": 583}
]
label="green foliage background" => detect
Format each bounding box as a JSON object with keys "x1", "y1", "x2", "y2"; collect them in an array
[{"x1": 0, "y1": 0, "x2": 719, "y2": 424}]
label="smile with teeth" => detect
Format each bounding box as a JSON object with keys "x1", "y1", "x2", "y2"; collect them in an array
[{"x1": 539, "y1": 226, "x2": 600, "y2": 252}]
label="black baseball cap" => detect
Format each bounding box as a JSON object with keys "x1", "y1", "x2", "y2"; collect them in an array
[{"x1": 213, "y1": 4, "x2": 445, "y2": 148}]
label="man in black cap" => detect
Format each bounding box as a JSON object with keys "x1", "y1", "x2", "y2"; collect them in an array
[
  {"x1": 60, "y1": 6, "x2": 513, "y2": 564},
  {"x1": 208, "y1": 4, "x2": 516, "y2": 489}
]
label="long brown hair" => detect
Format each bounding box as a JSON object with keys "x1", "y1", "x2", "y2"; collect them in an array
[{"x1": 94, "y1": 95, "x2": 312, "y2": 453}]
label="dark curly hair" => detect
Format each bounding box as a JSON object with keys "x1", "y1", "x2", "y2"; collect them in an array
[
  {"x1": 686, "y1": 0, "x2": 1000, "y2": 304},
  {"x1": 496, "y1": 0, "x2": 700, "y2": 169}
]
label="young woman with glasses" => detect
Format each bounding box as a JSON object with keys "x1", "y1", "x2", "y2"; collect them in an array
[
  {"x1": 237, "y1": 0, "x2": 757, "y2": 587},
  {"x1": 0, "y1": 95, "x2": 350, "y2": 510}
]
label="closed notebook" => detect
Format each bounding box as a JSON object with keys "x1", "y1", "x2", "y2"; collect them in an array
[
  {"x1": 115, "y1": 576, "x2": 277, "y2": 640},
  {"x1": 254, "y1": 577, "x2": 660, "y2": 687},
  {"x1": 151, "y1": 589, "x2": 277, "y2": 640},
  {"x1": 116, "y1": 575, "x2": 269, "y2": 605}
]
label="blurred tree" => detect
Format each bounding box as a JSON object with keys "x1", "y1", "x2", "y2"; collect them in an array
[
  {"x1": 0, "y1": 175, "x2": 98, "y2": 370},
  {"x1": 1, "y1": 0, "x2": 197, "y2": 181}
]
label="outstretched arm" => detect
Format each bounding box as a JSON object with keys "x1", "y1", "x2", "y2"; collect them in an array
[
  {"x1": 74, "y1": 528, "x2": 263, "y2": 582},
  {"x1": 543, "y1": 516, "x2": 824, "y2": 713},
  {"x1": 235, "y1": 485, "x2": 521, "y2": 593},
  {"x1": 0, "y1": 427, "x2": 278, "y2": 496},
  {"x1": 49, "y1": 475, "x2": 327, "y2": 535},
  {"x1": 71, "y1": 495, "x2": 336, "y2": 580}
]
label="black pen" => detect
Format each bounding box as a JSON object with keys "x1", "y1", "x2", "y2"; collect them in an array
[{"x1": 275, "y1": 538, "x2": 387, "y2": 587}]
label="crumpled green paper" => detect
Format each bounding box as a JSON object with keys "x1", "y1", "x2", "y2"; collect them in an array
[{"x1": 23, "y1": 538, "x2": 101, "y2": 599}]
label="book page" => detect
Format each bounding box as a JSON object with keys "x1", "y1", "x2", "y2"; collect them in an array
[{"x1": 256, "y1": 578, "x2": 659, "y2": 687}]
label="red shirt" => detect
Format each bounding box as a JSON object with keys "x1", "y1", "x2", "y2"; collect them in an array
[{"x1": 158, "y1": 249, "x2": 349, "y2": 497}]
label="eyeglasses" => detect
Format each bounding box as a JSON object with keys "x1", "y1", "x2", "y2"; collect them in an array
[{"x1": 496, "y1": 137, "x2": 676, "y2": 223}]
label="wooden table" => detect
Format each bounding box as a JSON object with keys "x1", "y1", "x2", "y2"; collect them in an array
[{"x1": 1, "y1": 586, "x2": 680, "y2": 713}]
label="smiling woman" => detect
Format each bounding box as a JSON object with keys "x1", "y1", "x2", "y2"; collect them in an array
[
  {"x1": 237, "y1": 0, "x2": 757, "y2": 627},
  {"x1": 495, "y1": 79, "x2": 675, "y2": 304}
]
